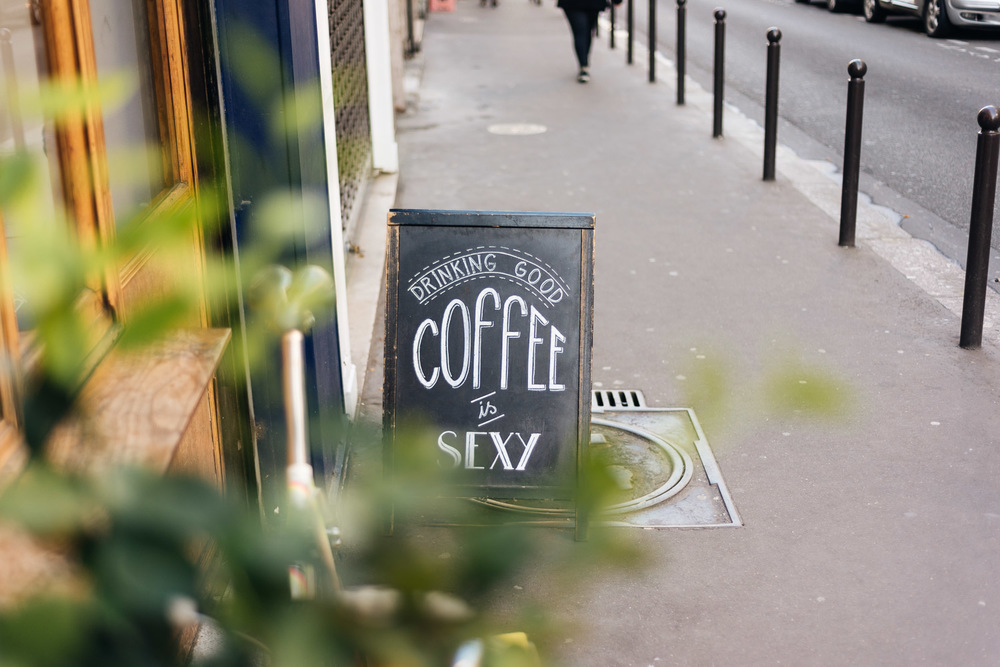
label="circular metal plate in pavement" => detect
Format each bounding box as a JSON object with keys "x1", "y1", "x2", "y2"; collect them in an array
[
  {"x1": 487, "y1": 123, "x2": 547, "y2": 136},
  {"x1": 474, "y1": 417, "x2": 694, "y2": 517}
]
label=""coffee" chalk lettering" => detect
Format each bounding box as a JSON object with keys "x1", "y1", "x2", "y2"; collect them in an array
[{"x1": 412, "y1": 287, "x2": 567, "y2": 392}]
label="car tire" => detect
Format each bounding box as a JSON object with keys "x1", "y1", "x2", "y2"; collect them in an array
[
  {"x1": 924, "y1": 0, "x2": 952, "y2": 37},
  {"x1": 863, "y1": 0, "x2": 886, "y2": 22}
]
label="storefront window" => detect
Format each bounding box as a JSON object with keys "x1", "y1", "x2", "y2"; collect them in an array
[
  {"x1": 89, "y1": 0, "x2": 165, "y2": 222},
  {"x1": 0, "y1": 3, "x2": 63, "y2": 333}
]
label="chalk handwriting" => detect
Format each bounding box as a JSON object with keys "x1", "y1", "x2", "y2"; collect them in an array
[
  {"x1": 413, "y1": 287, "x2": 567, "y2": 391},
  {"x1": 471, "y1": 391, "x2": 505, "y2": 427},
  {"x1": 436, "y1": 430, "x2": 540, "y2": 471},
  {"x1": 407, "y1": 247, "x2": 570, "y2": 307}
]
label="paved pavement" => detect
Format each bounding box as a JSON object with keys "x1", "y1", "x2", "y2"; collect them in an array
[{"x1": 352, "y1": 1, "x2": 1000, "y2": 663}]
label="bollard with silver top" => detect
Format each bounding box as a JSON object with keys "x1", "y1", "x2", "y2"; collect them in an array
[
  {"x1": 763, "y1": 28, "x2": 781, "y2": 181},
  {"x1": 713, "y1": 9, "x2": 726, "y2": 138},
  {"x1": 960, "y1": 106, "x2": 1000, "y2": 350},
  {"x1": 839, "y1": 59, "x2": 867, "y2": 248}
]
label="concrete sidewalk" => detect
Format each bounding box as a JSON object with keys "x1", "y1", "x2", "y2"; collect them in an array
[{"x1": 355, "y1": 0, "x2": 1000, "y2": 663}]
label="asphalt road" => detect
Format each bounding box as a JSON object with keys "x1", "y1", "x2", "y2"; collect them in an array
[{"x1": 621, "y1": 0, "x2": 1000, "y2": 265}]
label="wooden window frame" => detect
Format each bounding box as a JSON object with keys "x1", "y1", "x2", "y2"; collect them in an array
[
  {"x1": 0, "y1": 210, "x2": 24, "y2": 479},
  {"x1": 0, "y1": 0, "x2": 213, "y2": 478},
  {"x1": 39, "y1": 0, "x2": 203, "y2": 320}
]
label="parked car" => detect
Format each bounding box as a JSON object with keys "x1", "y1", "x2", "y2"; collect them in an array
[{"x1": 860, "y1": 0, "x2": 1000, "y2": 37}]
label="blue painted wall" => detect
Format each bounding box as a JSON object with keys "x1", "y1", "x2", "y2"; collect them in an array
[{"x1": 214, "y1": 0, "x2": 346, "y2": 514}]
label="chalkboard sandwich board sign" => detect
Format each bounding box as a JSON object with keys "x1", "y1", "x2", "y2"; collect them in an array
[{"x1": 384, "y1": 209, "x2": 594, "y2": 531}]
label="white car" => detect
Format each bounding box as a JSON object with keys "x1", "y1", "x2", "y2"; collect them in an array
[{"x1": 861, "y1": 0, "x2": 1000, "y2": 37}]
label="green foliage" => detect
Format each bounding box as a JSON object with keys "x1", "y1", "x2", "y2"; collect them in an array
[
  {"x1": 762, "y1": 362, "x2": 850, "y2": 418},
  {"x1": 0, "y1": 451, "x2": 623, "y2": 665},
  {"x1": 23, "y1": 74, "x2": 135, "y2": 123},
  {"x1": 677, "y1": 345, "x2": 853, "y2": 435},
  {"x1": 0, "y1": 39, "x2": 641, "y2": 667}
]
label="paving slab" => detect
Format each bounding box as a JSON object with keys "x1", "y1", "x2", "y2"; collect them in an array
[{"x1": 354, "y1": 1, "x2": 1000, "y2": 664}]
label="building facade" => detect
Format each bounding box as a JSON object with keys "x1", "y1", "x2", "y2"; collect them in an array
[{"x1": 0, "y1": 0, "x2": 403, "y2": 513}]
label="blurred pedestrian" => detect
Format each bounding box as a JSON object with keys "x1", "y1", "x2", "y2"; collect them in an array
[{"x1": 558, "y1": 0, "x2": 621, "y2": 82}]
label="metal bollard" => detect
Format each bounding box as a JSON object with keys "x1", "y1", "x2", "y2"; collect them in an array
[
  {"x1": 649, "y1": 0, "x2": 657, "y2": 82},
  {"x1": 627, "y1": 0, "x2": 634, "y2": 64},
  {"x1": 763, "y1": 28, "x2": 781, "y2": 181},
  {"x1": 405, "y1": 0, "x2": 416, "y2": 56},
  {"x1": 713, "y1": 9, "x2": 726, "y2": 138},
  {"x1": 960, "y1": 105, "x2": 1000, "y2": 350},
  {"x1": 839, "y1": 59, "x2": 867, "y2": 248},
  {"x1": 677, "y1": 0, "x2": 686, "y2": 105},
  {"x1": 610, "y1": 3, "x2": 616, "y2": 49}
]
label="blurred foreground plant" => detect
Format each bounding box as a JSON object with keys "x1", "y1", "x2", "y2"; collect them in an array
[
  {"x1": 0, "y1": 62, "x2": 641, "y2": 667},
  {"x1": 0, "y1": 434, "x2": 636, "y2": 666}
]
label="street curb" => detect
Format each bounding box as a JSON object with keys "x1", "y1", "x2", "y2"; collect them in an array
[{"x1": 600, "y1": 18, "x2": 1000, "y2": 347}]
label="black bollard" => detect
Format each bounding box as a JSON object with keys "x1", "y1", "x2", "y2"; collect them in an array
[
  {"x1": 610, "y1": 3, "x2": 616, "y2": 49},
  {"x1": 405, "y1": 0, "x2": 416, "y2": 56},
  {"x1": 763, "y1": 28, "x2": 781, "y2": 181},
  {"x1": 839, "y1": 59, "x2": 867, "y2": 248},
  {"x1": 649, "y1": 0, "x2": 657, "y2": 82},
  {"x1": 713, "y1": 9, "x2": 726, "y2": 138},
  {"x1": 960, "y1": 106, "x2": 1000, "y2": 350},
  {"x1": 677, "y1": 0, "x2": 687, "y2": 105},
  {"x1": 627, "y1": 0, "x2": 634, "y2": 64}
]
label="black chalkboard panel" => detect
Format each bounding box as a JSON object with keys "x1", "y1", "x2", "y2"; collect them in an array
[{"x1": 384, "y1": 210, "x2": 594, "y2": 504}]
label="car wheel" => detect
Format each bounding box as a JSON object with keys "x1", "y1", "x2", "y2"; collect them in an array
[
  {"x1": 863, "y1": 0, "x2": 886, "y2": 22},
  {"x1": 925, "y1": 0, "x2": 952, "y2": 36}
]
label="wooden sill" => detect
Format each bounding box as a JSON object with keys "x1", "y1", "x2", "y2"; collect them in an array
[
  {"x1": 1, "y1": 328, "x2": 231, "y2": 612},
  {"x1": 45, "y1": 328, "x2": 231, "y2": 474}
]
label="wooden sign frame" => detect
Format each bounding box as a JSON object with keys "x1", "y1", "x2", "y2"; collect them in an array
[{"x1": 383, "y1": 209, "x2": 594, "y2": 537}]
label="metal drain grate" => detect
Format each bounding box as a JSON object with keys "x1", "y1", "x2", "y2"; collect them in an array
[{"x1": 592, "y1": 389, "x2": 647, "y2": 411}]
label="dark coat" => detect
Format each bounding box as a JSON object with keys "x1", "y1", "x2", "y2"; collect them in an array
[{"x1": 557, "y1": 0, "x2": 611, "y2": 11}]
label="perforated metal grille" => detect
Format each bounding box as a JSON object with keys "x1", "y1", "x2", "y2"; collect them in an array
[
  {"x1": 592, "y1": 389, "x2": 647, "y2": 411},
  {"x1": 328, "y1": 0, "x2": 372, "y2": 230}
]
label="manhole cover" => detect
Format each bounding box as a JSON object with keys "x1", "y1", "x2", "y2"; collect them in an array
[
  {"x1": 487, "y1": 123, "x2": 547, "y2": 136},
  {"x1": 475, "y1": 418, "x2": 693, "y2": 517},
  {"x1": 464, "y1": 394, "x2": 741, "y2": 528},
  {"x1": 591, "y1": 419, "x2": 693, "y2": 512}
]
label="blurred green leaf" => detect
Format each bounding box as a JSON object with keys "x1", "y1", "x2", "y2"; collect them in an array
[
  {"x1": 0, "y1": 597, "x2": 89, "y2": 667},
  {"x1": 680, "y1": 354, "x2": 732, "y2": 433},
  {"x1": 116, "y1": 294, "x2": 194, "y2": 351},
  {"x1": 223, "y1": 24, "x2": 283, "y2": 103},
  {"x1": 0, "y1": 153, "x2": 39, "y2": 209},
  {"x1": 23, "y1": 73, "x2": 134, "y2": 122},
  {"x1": 104, "y1": 145, "x2": 165, "y2": 194},
  {"x1": 271, "y1": 83, "x2": 324, "y2": 144},
  {"x1": 92, "y1": 535, "x2": 198, "y2": 616},
  {"x1": 0, "y1": 465, "x2": 97, "y2": 536},
  {"x1": 100, "y1": 469, "x2": 234, "y2": 540},
  {"x1": 764, "y1": 362, "x2": 850, "y2": 418},
  {"x1": 250, "y1": 189, "x2": 328, "y2": 247}
]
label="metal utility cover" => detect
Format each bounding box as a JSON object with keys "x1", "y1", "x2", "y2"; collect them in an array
[
  {"x1": 452, "y1": 392, "x2": 740, "y2": 529},
  {"x1": 590, "y1": 397, "x2": 741, "y2": 528}
]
